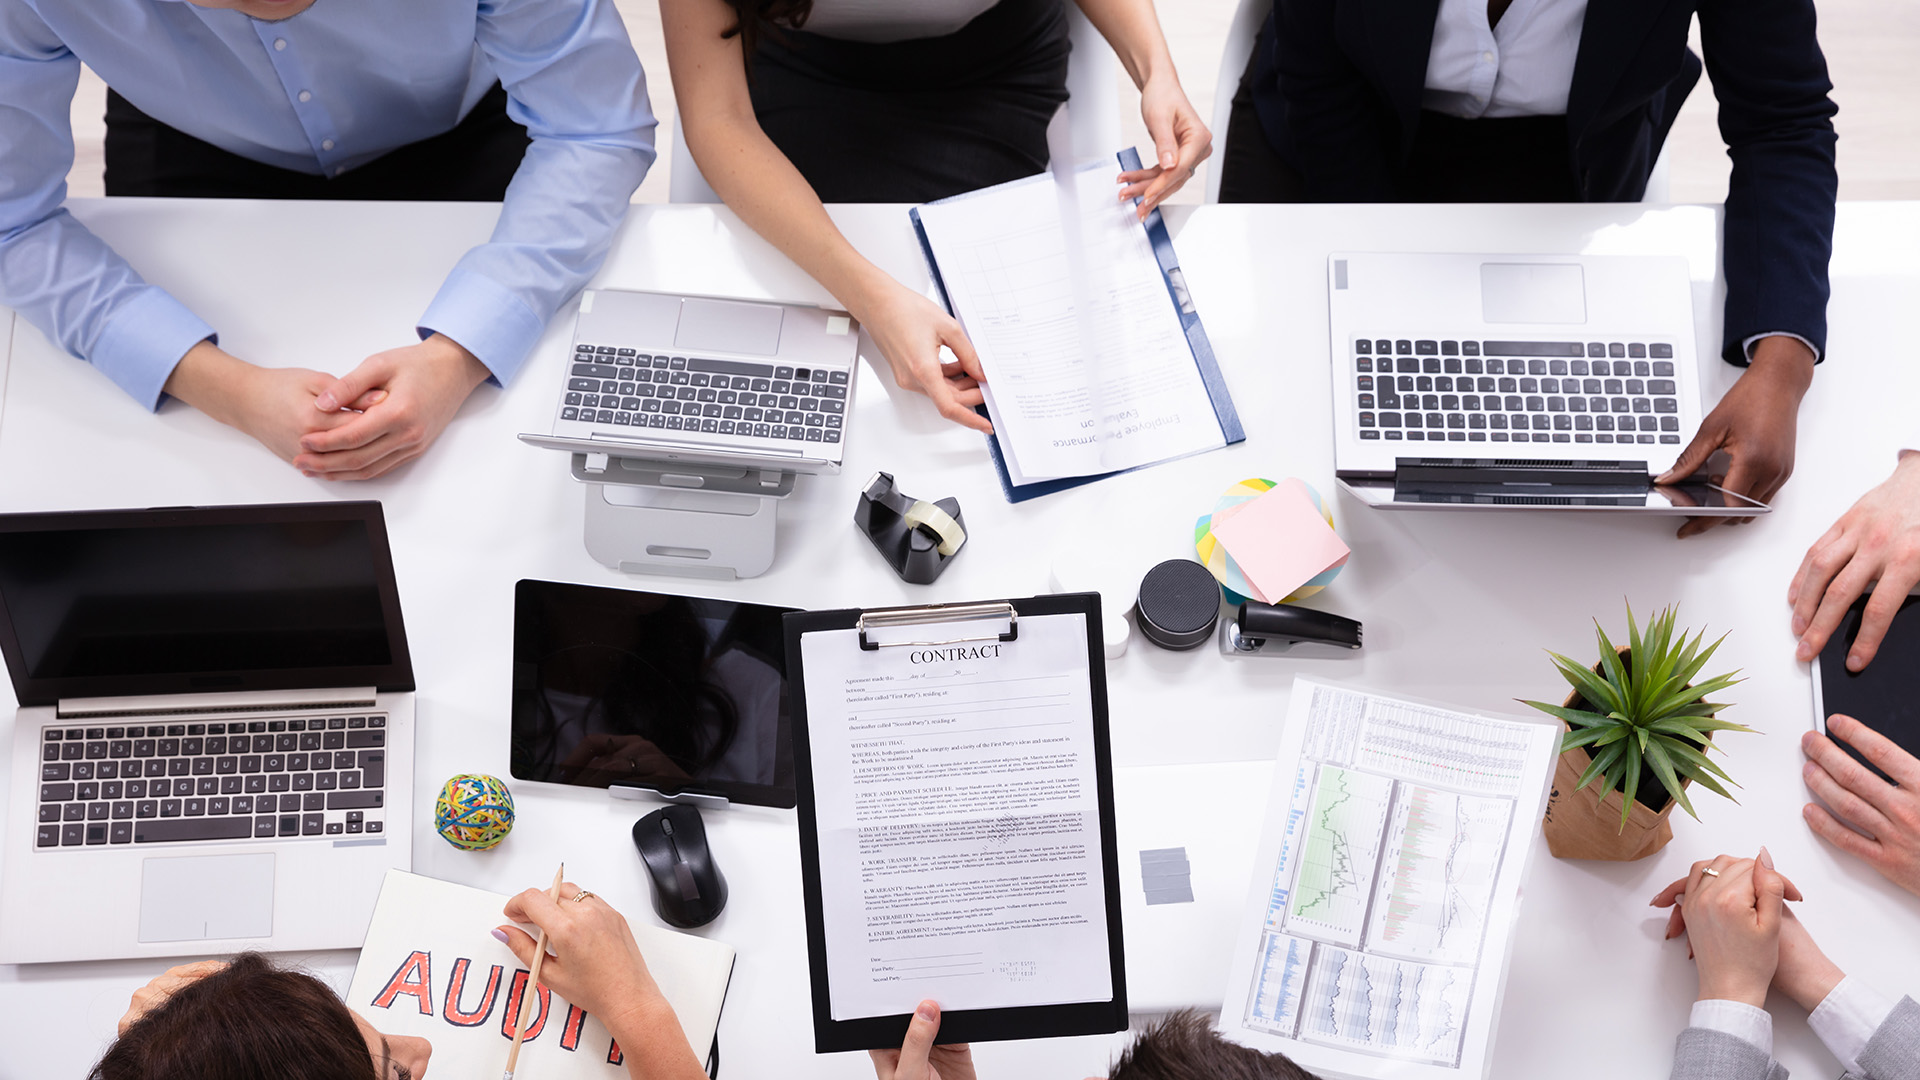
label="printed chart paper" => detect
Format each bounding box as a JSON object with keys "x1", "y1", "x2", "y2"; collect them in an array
[
  {"x1": 799, "y1": 615, "x2": 1114, "y2": 1020},
  {"x1": 346, "y1": 871, "x2": 734, "y2": 1078},
  {"x1": 914, "y1": 163, "x2": 1225, "y2": 483},
  {"x1": 1218, "y1": 680, "x2": 1558, "y2": 1079}
]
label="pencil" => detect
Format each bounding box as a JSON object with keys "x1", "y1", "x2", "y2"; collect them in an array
[{"x1": 504, "y1": 863, "x2": 565, "y2": 1080}]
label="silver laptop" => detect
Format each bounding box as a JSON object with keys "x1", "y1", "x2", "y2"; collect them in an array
[
  {"x1": 519, "y1": 289, "x2": 860, "y2": 474},
  {"x1": 0, "y1": 502, "x2": 416, "y2": 963},
  {"x1": 1329, "y1": 253, "x2": 1767, "y2": 515}
]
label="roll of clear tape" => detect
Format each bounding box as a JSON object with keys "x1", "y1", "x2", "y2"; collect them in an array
[{"x1": 901, "y1": 499, "x2": 966, "y2": 556}]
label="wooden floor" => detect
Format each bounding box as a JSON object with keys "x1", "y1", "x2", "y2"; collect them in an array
[{"x1": 62, "y1": 0, "x2": 1920, "y2": 204}]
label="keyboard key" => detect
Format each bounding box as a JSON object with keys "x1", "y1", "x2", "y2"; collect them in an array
[
  {"x1": 1629, "y1": 343, "x2": 1647, "y2": 358},
  {"x1": 1655, "y1": 398, "x2": 1678, "y2": 414},
  {"x1": 304, "y1": 792, "x2": 325, "y2": 811},
  {"x1": 278, "y1": 815, "x2": 301, "y2": 837},
  {"x1": 42, "y1": 763, "x2": 69, "y2": 782}
]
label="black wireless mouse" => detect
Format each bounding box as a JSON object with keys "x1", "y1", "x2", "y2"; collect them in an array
[{"x1": 632, "y1": 804, "x2": 728, "y2": 929}]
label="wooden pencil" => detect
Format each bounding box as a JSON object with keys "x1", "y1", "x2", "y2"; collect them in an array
[{"x1": 503, "y1": 864, "x2": 565, "y2": 1080}]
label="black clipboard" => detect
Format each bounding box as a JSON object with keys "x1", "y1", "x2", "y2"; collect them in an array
[{"x1": 782, "y1": 593, "x2": 1128, "y2": 1052}]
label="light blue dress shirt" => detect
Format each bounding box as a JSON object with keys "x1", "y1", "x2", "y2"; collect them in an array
[{"x1": 0, "y1": 0, "x2": 657, "y2": 409}]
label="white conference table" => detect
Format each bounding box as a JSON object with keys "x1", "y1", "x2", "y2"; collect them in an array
[{"x1": 1, "y1": 196, "x2": 1919, "y2": 1080}]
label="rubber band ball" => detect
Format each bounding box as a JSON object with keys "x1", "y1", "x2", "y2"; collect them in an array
[{"x1": 434, "y1": 774, "x2": 515, "y2": 850}]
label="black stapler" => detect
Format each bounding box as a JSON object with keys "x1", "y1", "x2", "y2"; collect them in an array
[{"x1": 1221, "y1": 601, "x2": 1363, "y2": 657}]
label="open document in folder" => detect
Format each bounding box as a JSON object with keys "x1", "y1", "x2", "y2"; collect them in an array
[
  {"x1": 784, "y1": 596, "x2": 1127, "y2": 1051},
  {"x1": 1218, "y1": 679, "x2": 1559, "y2": 1080},
  {"x1": 911, "y1": 150, "x2": 1243, "y2": 500}
]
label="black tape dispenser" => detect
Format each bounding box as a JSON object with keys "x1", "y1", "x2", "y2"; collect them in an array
[
  {"x1": 853, "y1": 471, "x2": 966, "y2": 584},
  {"x1": 1221, "y1": 600, "x2": 1363, "y2": 657}
]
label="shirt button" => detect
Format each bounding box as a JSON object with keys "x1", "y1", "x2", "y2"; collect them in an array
[
  {"x1": 298, "y1": 90, "x2": 312, "y2": 103},
  {"x1": 274, "y1": 38, "x2": 287, "y2": 51},
  {"x1": 335, "y1": 167, "x2": 347, "y2": 177},
  {"x1": 321, "y1": 139, "x2": 335, "y2": 151},
  {"x1": 1482, "y1": 50, "x2": 1494, "y2": 63}
]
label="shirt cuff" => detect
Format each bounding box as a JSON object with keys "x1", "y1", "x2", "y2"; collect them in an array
[
  {"x1": 1741, "y1": 332, "x2": 1821, "y2": 363},
  {"x1": 89, "y1": 288, "x2": 217, "y2": 412},
  {"x1": 1689, "y1": 999, "x2": 1773, "y2": 1058},
  {"x1": 416, "y1": 267, "x2": 547, "y2": 387},
  {"x1": 1808, "y1": 976, "x2": 1898, "y2": 1076}
]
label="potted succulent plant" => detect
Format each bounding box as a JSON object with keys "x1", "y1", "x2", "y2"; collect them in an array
[{"x1": 1521, "y1": 603, "x2": 1752, "y2": 862}]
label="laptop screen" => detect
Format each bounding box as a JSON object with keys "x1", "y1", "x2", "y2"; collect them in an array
[{"x1": 0, "y1": 503, "x2": 413, "y2": 705}]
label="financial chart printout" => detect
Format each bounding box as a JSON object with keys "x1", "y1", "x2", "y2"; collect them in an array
[
  {"x1": 1219, "y1": 679, "x2": 1558, "y2": 1080},
  {"x1": 799, "y1": 615, "x2": 1114, "y2": 1021}
]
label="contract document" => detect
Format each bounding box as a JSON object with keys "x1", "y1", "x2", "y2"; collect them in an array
[
  {"x1": 911, "y1": 155, "x2": 1240, "y2": 488},
  {"x1": 786, "y1": 598, "x2": 1126, "y2": 1050},
  {"x1": 1219, "y1": 678, "x2": 1558, "y2": 1080}
]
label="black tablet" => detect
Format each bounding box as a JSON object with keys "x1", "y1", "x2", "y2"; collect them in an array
[
  {"x1": 1815, "y1": 593, "x2": 1920, "y2": 784},
  {"x1": 510, "y1": 579, "x2": 797, "y2": 808}
]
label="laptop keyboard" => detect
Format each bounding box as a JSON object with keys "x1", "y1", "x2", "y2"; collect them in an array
[
  {"x1": 564, "y1": 343, "x2": 847, "y2": 447},
  {"x1": 1353, "y1": 338, "x2": 1683, "y2": 446},
  {"x1": 35, "y1": 717, "x2": 387, "y2": 849}
]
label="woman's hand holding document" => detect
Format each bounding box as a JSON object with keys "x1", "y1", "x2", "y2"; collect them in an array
[{"x1": 911, "y1": 156, "x2": 1240, "y2": 487}]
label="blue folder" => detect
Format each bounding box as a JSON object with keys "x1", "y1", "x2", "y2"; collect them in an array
[{"x1": 909, "y1": 148, "x2": 1244, "y2": 503}]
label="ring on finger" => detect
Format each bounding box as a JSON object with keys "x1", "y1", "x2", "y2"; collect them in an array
[
  {"x1": 571, "y1": 890, "x2": 597, "y2": 904},
  {"x1": 1700, "y1": 867, "x2": 1720, "y2": 878}
]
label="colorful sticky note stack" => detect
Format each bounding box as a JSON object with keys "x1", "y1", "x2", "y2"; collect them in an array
[{"x1": 1194, "y1": 478, "x2": 1349, "y2": 605}]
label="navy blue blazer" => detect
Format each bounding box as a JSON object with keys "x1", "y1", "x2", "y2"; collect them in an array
[{"x1": 1247, "y1": 0, "x2": 1839, "y2": 364}]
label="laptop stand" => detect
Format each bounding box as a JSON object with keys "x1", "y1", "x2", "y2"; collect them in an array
[{"x1": 571, "y1": 453, "x2": 796, "y2": 580}]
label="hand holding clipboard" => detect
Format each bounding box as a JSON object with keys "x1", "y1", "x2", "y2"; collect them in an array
[{"x1": 783, "y1": 595, "x2": 1127, "y2": 1052}]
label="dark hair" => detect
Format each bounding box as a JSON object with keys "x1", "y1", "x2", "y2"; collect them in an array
[
  {"x1": 90, "y1": 953, "x2": 380, "y2": 1080},
  {"x1": 1110, "y1": 1010, "x2": 1320, "y2": 1080},
  {"x1": 720, "y1": 0, "x2": 814, "y2": 65}
]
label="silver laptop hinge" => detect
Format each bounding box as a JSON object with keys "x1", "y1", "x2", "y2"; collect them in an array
[{"x1": 56, "y1": 687, "x2": 379, "y2": 719}]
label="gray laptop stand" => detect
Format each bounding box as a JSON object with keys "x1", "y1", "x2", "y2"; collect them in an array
[{"x1": 572, "y1": 453, "x2": 796, "y2": 580}]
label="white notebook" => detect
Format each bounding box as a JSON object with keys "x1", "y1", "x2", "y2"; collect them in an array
[{"x1": 345, "y1": 871, "x2": 735, "y2": 1077}]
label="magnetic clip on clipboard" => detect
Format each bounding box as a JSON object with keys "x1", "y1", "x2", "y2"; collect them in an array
[{"x1": 856, "y1": 600, "x2": 1017, "y2": 650}]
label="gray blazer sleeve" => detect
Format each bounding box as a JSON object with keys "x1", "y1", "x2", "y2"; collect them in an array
[
  {"x1": 1669, "y1": 1027, "x2": 1790, "y2": 1080},
  {"x1": 1848, "y1": 996, "x2": 1920, "y2": 1080}
]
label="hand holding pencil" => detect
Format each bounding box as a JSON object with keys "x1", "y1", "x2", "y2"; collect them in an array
[{"x1": 496, "y1": 875, "x2": 704, "y2": 1079}]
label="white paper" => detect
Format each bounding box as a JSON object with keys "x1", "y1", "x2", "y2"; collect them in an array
[
  {"x1": 1218, "y1": 679, "x2": 1559, "y2": 1080},
  {"x1": 799, "y1": 615, "x2": 1114, "y2": 1020},
  {"x1": 915, "y1": 162, "x2": 1226, "y2": 482},
  {"x1": 345, "y1": 871, "x2": 734, "y2": 1078}
]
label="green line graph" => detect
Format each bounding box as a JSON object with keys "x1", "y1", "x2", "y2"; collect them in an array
[{"x1": 1286, "y1": 765, "x2": 1393, "y2": 945}]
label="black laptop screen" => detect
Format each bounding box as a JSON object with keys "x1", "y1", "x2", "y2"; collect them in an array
[{"x1": 0, "y1": 503, "x2": 413, "y2": 704}]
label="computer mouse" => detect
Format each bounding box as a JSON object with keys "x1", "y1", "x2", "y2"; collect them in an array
[{"x1": 631, "y1": 804, "x2": 728, "y2": 929}]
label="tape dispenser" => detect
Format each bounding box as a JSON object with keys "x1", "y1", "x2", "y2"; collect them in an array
[{"x1": 854, "y1": 471, "x2": 967, "y2": 585}]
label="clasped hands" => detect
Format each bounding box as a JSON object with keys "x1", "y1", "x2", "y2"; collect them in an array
[
  {"x1": 164, "y1": 333, "x2": 491, "y2": 481},
  {"x1": 1652, "y1": 849, "x2": 1845, "y2": 1014}
]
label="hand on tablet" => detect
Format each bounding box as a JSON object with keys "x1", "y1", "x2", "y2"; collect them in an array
[
  {"x1": 1656, "y1": 336, "x2": 1815, "y2": 539},
  {"x1": 870, "y1": 1001, "x2": 977, "y2": 1080},
  {"x1": 294, "y1": 334, "x2": 493, "y2": 480},
  {"x1": 1802, "y1": 716, "x2": 1920, "y2": 898},
  {"x1": 859, "y1": 280, "x2": 993, "y2": 435},
  {"x1": 1789, "y1": 451, "x2": 1920, "y2": 670}
]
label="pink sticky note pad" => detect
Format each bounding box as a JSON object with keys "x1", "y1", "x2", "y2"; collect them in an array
[{"x1": 1210, "y1": 480, "x2": 1351, "y2": 604}]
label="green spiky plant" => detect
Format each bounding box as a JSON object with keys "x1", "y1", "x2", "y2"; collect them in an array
[{"x1": 1520, "y1": 603, "x2": 1754, "y2": 829}]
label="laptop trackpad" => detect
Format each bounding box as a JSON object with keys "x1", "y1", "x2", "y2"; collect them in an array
[
  {"x1": 139, "y1": 854, "x2": 275, "y2": 942},
  {"x1": 675, "y1": 298, "x2": 784, "y2": 356},
  {"x1": 1481, "y1": 262, "x2": 1587, "y2": 324}
]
